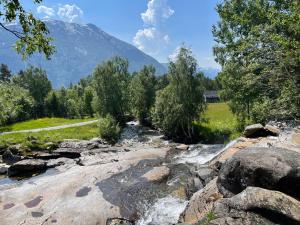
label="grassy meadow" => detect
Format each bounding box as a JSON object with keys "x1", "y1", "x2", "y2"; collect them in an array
[
  {"x1": 0, "y1": 117, "x2": 96, "y2": 133},
  {"x1": 196, "y1": 103, "x2": 240, "y2": 143}
]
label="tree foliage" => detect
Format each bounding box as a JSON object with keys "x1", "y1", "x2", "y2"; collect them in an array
[
  {"x1": 93, "y1": 57, "x2": 129, "y2": 124},
  {"x1": 213, "y1": 0, "x2": 300, "y2": 123},
  {"x1": 0, "y1": 83, "x2": 34, "y2": 125},
  {"x1": 130, "y1": 65, "x2": 156, "y2": 124},
  {"x1": 0, "y1": 0, "x2": 54, "y2": 59},
  {"x1": 13, "y1": 66, "x2": 52, "y2": 117},
  {"x1": 152, "y1": 47, "x2": 205, "y2": 141}
]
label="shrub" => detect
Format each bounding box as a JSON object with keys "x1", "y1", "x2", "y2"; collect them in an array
[{"x1": 98, "y1": 115, "x2": 121, "y2": 144}]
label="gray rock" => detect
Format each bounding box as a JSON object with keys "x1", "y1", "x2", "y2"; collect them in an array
[
  {"x1": 217, "y1": 147, "x2": 300, "y2": 199},
  {"x1": 211, "y1": 187, "x2": 300, "y2": 225},
  {"x1": 53, "y1": 148, "x2": 83, "y2": 158},
  {"x1": 106, "y1": 218, "x2": 134, "y2": 225},
  {"x1": 264, "y1": 124, "x2": 280, "y2": 136},
  {"x1": 2, "y1": 150, "x2": 22, "y2": 165},
  {"x1": 195, "y1": 166, "x2": 217, "y2": 185},
  {"x1": 0, "y1": 163, "x2": 9, "y2": 174},
  {"x1": 8, "y1": 159, "x2": 47, "y2": 176},
  {"x1": 46, "y1": 158, "x2": 75, "y2": 168},
  {"x1": 244, "y1": 124, "x2": 264, "y2": 137}
]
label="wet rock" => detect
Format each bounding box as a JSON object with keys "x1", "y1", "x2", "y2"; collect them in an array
[
  {"x1": 176, "y1": 144, "x2": 189, "y2": 151},
  {"x1": 106, "y1": 218, "x2": 134, "y2": 225},
  {"x1": 142, "y1": 166, "x2": 170, "y2": 182},
  {"x1": 0, "y1": 163, "x2": 9, "y2": 174},
  {"x1": 8, "y1": 159, "x2": 47, "y2": 176},
  {"x1": 46, "y1": 157, "x2": 75, "y2": 168},
  {"x1": 7, "y1": 144, "x2": 22, "y2": 154},
  {"x1": 2, "y1": 150, "x2": 22, "y2": 165},
  {"x1": 181, "y1": 178, "x2": 223, "y2": 224},
  {"x1": 211, "y1": 187, "x2": 300, "y2": 225},
  {"x1": 217, "y1": 147, "x2": 300, "y2": 199}
]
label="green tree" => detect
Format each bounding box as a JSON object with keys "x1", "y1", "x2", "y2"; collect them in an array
[
  {"x1": 130, "y1": 65, "x2": 156, "y2": 124},
  {"x1": 83, "y1": 86, "x2": 94, "y2": 117},
  {"x1": 0, "y1": 0, "x2": 54, "y2": 59},
  {"x1": 213, "y1": 0, "x2": 300, "y2": 122},
  {"x1": 152, "y1": 47, "x2": 205, "y2": 141},
  {"x1": 0, "y1": 64, "x2": 12, "y2": 82},
  {"x1": 0, "y1": 83, "x2": 34, "y2": 125},
  {"x1": 14, "y1": 66, "x2": 52, "y2": 117},
  {"x1": 46, "y1": 91, "x2": 60, "y2": 117},
  {"x1": 93, "y1": 57, "x2": 129, "y2": 123}
]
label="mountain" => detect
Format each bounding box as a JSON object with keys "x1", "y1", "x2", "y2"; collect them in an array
[
  {"x1": 161, "y1": 63, "x2": 220, "y2": 79},
  {"x1": 0, "y1": 20, "x2": 167, "y2": 87}
]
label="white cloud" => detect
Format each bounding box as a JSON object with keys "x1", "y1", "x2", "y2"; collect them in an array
[
  {"x1": 133, "y1": 0, "x2": 174, "y2": 58},
  {"x1": 134, "y1": 28, "x2": 170, "y2": 55},
  {"x1": 141, "y1": 0, "x2": 174, "y2": 25},
  {"x1": 57, "y1": 4, "x2": 83, "y2": 23},
  {"x1": 37, "y1": 6, "x2": 55, "y2": 18}
]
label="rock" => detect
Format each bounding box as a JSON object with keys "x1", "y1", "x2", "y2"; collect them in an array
[
  {"x1": 34, "y1": 152, "x2": 61, "y2": 160},
  {"x1": 0, "y1": 163, "x2": 9, "y2": 174},
  {"x1": 53, "y1": 148, "x2": 83, "y2": 158},
  {"x1": 142, "y1": 166, "x2": 170, "y2": 182},
  {"x1": 46, "y1": 158, "x2": 75, "y2": 168},
  {"x1": 176, "y1": 144, "x2": 189, "y2": 151},
  {"x1": 292, "y1": 132, "x2": 300, "y2": 145},
  {"x1": 264, "y1": 124, "x2": 280, "y2": 136},
  {"x1": 195, "y1": 166, "x2": 217, "y2": 185},
  {"x1": 8, "y1": 159, "x2": 47, "y2": 176},
  {"x1": 211, "y1": 187, "x2": 300, "y2": 225},
  {"x1": 7, "y1": 144, "x2": 22, "y2": 154},
  {"x1": 2, "y1": 150, "x2": 22, "y2": 165},
  {"x1": 106, "y1": 218, "x2": 134, "y2": 225},
  {"x1": 217, "y1": 147, "x2": 300, "y2": 199},
  {"x1": 181, "y1": 178, "x2": 223, "y2": 224},
  {"x1": 243, "y1": 123, "x2": 268, "y2": 138}
]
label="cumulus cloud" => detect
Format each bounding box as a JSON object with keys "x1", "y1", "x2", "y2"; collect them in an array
[
  {"x1": 134, "y1": 28, "x2": 170, "y2": 54},
  {"x1": 37, "y1": 6, "x2": 55, "y2": 18},
  {"x1": 141, "y1": 0, "x2": 174, "y2": 25},
  {"x1": 57, "y1": 4, "x2": 83, "y2": 23},
  {"x1": 133, "y1": 0, "x2": 174, "y2": 57}
]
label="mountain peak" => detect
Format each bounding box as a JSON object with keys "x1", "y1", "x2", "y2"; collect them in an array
[{"x1": 0, "y1": 20, "x2": 166, "y2": 87}]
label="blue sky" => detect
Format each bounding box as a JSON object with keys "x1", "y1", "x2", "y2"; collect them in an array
[{"x1": 22, "y1": 0, "x2": 221, "y2": 68}]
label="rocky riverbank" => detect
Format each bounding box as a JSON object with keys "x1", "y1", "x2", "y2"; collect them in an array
[{"x1": 0, "y1": 122, "x2": 299, "y2": 225}]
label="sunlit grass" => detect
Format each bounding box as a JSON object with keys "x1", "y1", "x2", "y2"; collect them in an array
[
  {"x1": 0, "y1": 117, "x2": 96, "y2": 133},
  {"x1": 196, "y1": 103, "x2": 240, "y2": 143},
  {"x1": 0, "y1": 123, "x2": 99, "y2": 154}
]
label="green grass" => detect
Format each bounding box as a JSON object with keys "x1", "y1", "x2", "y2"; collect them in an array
[
  {"x1": 0, "y1": 123, "x2": 99, "y2": 155},
  {"x1": 196, "y1": 103, "x2": 240, "y2": 143},
  {"x1": 0, "y1": 117, "x2": 96, "y2": 133}
]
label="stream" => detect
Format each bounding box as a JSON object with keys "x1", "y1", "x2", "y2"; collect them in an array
[{"x1": 0, "y1": 122, "x2": 237, "y2": 225}]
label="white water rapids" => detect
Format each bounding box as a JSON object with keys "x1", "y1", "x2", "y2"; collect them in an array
[{"x1": 136, "y1": 139, "x2": 238, "y2": 225}]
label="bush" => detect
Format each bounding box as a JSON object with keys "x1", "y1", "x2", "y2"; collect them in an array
[{"x1": 98, "y1": 115, "x2": 121, "y2": 144}]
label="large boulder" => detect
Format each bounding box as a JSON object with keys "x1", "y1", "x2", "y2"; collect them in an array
[
  {"x1": 217, "y1": 147, "x2": 300, "y2": 199},
  {"x1": 142, "y1": 166, "x2": 170, "y2": 182},
  {"x1": 211, "y1": 187, "x2": 300, "y2": 225},
  {"x1": 180, "y1": 178, "x2": 223, "y2": 224},
  {"x1": 8, "y1": 159, "x2": 47, "y2": 176},
  {"x1": 243, "y1": 124, "x2": 278, "y2": 138}
]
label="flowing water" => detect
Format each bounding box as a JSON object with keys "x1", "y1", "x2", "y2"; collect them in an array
[{"x1": 136, "y1": 139, "x2": 238, "y2": 225}]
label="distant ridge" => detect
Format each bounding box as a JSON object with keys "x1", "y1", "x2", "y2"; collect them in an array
[{"x1": 0, "y1": 20, "x2": 167, "y2": 87}]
